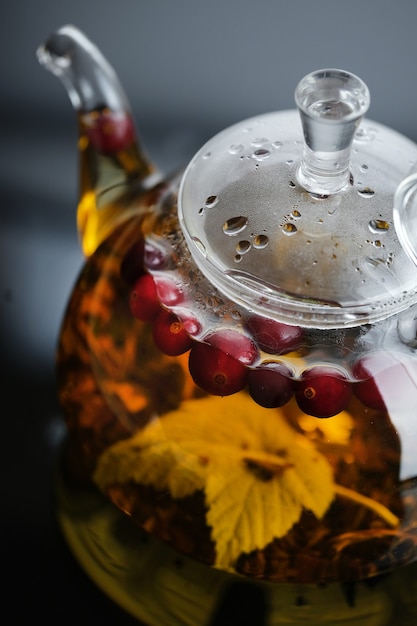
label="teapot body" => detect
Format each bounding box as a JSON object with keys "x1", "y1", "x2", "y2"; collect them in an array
[{"x1": 40, "y1": 25, "x2": 417, "y2": 625}]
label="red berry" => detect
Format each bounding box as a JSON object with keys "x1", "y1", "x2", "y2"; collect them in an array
[
  {"x1": 352, "y1": 352, "x2": 415, "y2": 412},
  {"x1": 152, "y1": 310, "x2": 193, "y2": 356},
  {"x1": 204, "y1": 329, "x2": 259, "y2": 366},
  {"x1": 188, "y1": 342, "x2": 248, "y2": 396},
  {"x1": 120, "y1": 240, "x2": 144, "y2": 285},
  {"x1": 248, "y1": 362, "x2": 294, "y2": 408},
  {"x1": 245, "y1": 315, "x2": 304, "y2": 354},
  {"x1": 295, "y1": 366, "x2": 352, "y2": 418},
  {"x1": 129, "y1": 273, "x2": 161, "y2": 321},
  {"x1": 85, "y1": 109, "x2": 136, "y2": 154},
  {"x1": 154, "y1": 277, "x2": 184, "y2": 307},
  {"x1": 143, "y1": 241, "x2": 168, "y2": 271}
]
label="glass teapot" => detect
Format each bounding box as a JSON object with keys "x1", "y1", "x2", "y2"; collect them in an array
[{"x1": 38, "y1": 25, "x2": 417, "y2": 626}]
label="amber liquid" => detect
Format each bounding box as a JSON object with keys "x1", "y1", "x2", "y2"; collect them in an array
[{"x1": 54, "y1": 212, "x2": 417, "y2": 624}]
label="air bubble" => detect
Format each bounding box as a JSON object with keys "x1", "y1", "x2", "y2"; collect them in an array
[
  {"x1": 253, "y1": 234, "x2": 269, "y2": 249},
  {"x1": 282, "y1": 223, "x2": 298, "y2": 236},
  {"x1": 368, "y1": 219, "x2": 389, "y2": 234},
  {"x1": 223, "y1": 216, "x2": 248, "y2": 235},
  {"x1": 236, "y1": 240, "x2": 251, "y2": 254}
]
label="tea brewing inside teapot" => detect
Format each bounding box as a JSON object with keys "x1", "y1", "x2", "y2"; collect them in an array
[{"x1": 38, "y1": 26, "x2": 417, "y2": 624}]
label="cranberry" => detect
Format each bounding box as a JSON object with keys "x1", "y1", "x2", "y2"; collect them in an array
[
  {"x1": 245, "y1": 315, "x2": 304, "y2": 354},
  {"x1": 143, "y1": 242, "x2": 168, "y2": 271},
  {"x1": 188, "y1": 342, "x2": 248, "y2": 396},
  {"x1": 295, "y1": 366, "x2": 352, "y2": 418},
  {"x1": 204, "y1": 328, "x2": 259, "y2": 366},
  {"x1": 154, "y1": 277, "x2": 184, "y2": 307},
  {"x1": 248, "y1": 362, "x2": 294, "y2": 408},
  {"x1": 352, "y1": 352, "x2": 416, "y2": 412},
  {"x1": 129, "y1": 273, "x2": 161, "y2": 321},
  {"x1": 152, "y1": 310, "x2": 193, "y2": 356},
  {"x1": 120, "y1": 240, "x2": 144, "y2": 285},
  {"x1": 84, "y1": 109, "x2": 136, "y2": 154}
]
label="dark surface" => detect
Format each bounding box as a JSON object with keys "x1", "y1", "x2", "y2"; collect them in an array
[{"x1": 3, "y1": 1, "x2": 417, "y2": 624}]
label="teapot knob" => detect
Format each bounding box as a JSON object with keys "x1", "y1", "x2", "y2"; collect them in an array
[{"x1": 295, "y1": 69, "x2": 370, "y2": 195}]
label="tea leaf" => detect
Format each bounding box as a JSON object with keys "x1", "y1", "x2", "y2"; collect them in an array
[{"x1": 94, "y1": 393, "x2": 335, "y2": 567}]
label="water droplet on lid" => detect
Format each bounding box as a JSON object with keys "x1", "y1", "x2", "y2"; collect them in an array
[
  {"x1": 223, "y1": 216, "x2": 249, "y2": 235},
  {"x1": 236, "y1": 240, "x2": 251, "y2": 254},
  {"x1": 292, "y1": 209, "x2": 301, "y2": 219},
  {"x1": 253, "y1": 234, "x2": 269, "y2": 249},
  {"x1": 253, "y1": 148, "x2": 271, "y2": 160},
  {"x1": 282, "y1": 223, "x2": 298, "y2": 236},
  {"x1": 234, "y1": 254, "x2": 243, "y2": 263},
  {"x1": 368, "y1": 219, "x2": 389, "y2": 234},
  {"x1": 360, "y1": 164, "x2": 368, "y2": 172},
  {"x1": 272, "y1": 141, "x2": 283, "y2": 149},
  {"x1": 358, "y1": 187, "x2": 375, "y2": 198},
  {"x1": 205, "y1": 195, "x2": 219, "y2": 208},
  {"x1": 289, "y1": 181, "x2": 296, "y2": 188},
  {"x1": 228, "y1": 144, "x2": 244, "y2": 154},
  {"x1": 251, "y1": 137, "x2": 268, "y2": 146},
  {"x1": 203, "y1": 151, "x2": 211, "y2": 159}
]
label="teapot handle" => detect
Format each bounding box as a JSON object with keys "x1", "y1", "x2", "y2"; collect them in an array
[{"x1": 394, "y1": 164, "x2": 417, "y2": 267}]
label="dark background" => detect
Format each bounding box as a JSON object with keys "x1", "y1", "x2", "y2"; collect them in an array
[{"x1": 2, "y1": 1, "x2": 417, "y2": 623}]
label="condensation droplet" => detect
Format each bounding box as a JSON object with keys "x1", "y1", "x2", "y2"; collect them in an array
[
  {"x1": 358, "y1": 187, "x2": 375, "y2": 198},
  {"x1": 253, "y1": 148, "x2": 271, "y2": 160},
  {"x1": 282, "y1": 223, "x2": 298, "y2": 236},
  {"x1": 272, "y1": 140, "x2": 283, "y2": 149},
  {"x1": 286, "y1": 159, "x2": 294, "y2": 165},
  {"x1": 236, "y1": 240, "x2": 251, "y2": 254},
  {"x1": 354, "y1": 127, "x2": 377, "y2": 143},
  {"x1": 289, "y1": 181, "x2": 296, "y2": 188},
  {"x1": 251, "y1": 137, "x2": 268, "y2": 146},
  {"x1": 202, "y1": 152, "x2": 211, "y2": 159},
  {"x1": 228, "y1": 144, "x2": 244, "y2": 154},
  {"x1": 292, "y1": 209, "x2": 301, "y2": 219},
  {"x1": 205, "y1": 195, "x2": 219, "y2": 208},
  {"x1": 360, "y1": 164, "x2": 368, "y2": 172},
  {"x1": 223, "y1": 216, "x2": 248, "y2": 235},
  {"x1": 192, "y1": 237, "x2": 207, "y2": 257},
  {"x1": 234, "y1": 254, "x2": 243, "y2": 262},
  {"x1": 253, "y1": 234, "x2": 269, "y2": 249},
  {"x1": 368, "y1": 219, "x2": 389, "y2": 234}
]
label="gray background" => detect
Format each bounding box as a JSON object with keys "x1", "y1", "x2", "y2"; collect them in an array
[{"x1": 2, "y1": 1, "x2": 417, "y2": 623}]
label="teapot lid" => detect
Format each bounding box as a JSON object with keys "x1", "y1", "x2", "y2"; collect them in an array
[{"x1": 178, "y1": 69, "x2": 417, "y2": 328}]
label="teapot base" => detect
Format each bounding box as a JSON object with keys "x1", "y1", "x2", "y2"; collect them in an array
[{"x1": 54, "y1": 455, "x2": 417, "y2": 626}]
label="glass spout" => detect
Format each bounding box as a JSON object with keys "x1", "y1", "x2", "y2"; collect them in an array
[
  {"x1": 37, "y1": 25, "x2": 160, "y2": 256},
  {"x1": 295, "y1": 69, "x2": 370, "y2": 195}
]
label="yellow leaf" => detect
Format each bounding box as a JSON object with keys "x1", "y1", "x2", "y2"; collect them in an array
[
  {"x1": 93, "y1": 392, "x2": 335, "y2": 568},
  {"x1": 93, "y1": 418, "x2": 206, "y2": 499}
]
